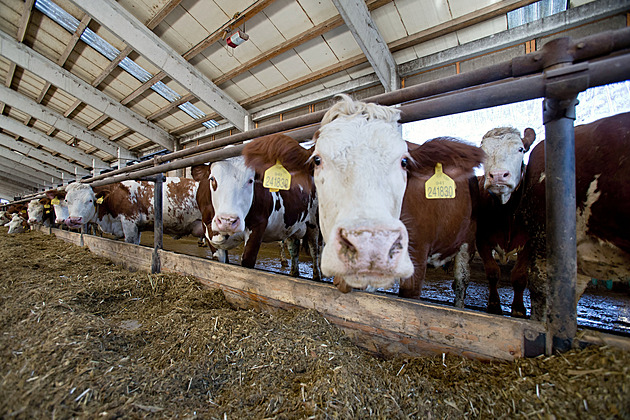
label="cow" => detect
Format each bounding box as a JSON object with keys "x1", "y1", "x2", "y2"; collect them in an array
[
  {"x1": 45, "y1": 189, "x2": 70, "y2": 226},
  {"x1": 27, "y1": 197, "x2": 56, "y2": 227},
  {"x1": 243, "y1": 94, "x2": 484, "y2": 303},
  {"x1": 64, "y1": 178, "x2": 204, "y2": 244},
  {"x1": 480, "y1": 112, "x2": 630, "y2": 320},
  {"x1": 0, "y1": 210, "x2": 9, "y2": 225},
  {"x1": 7, "y1": 213, "x2": 28, "y2": 234},
  {"x1": 477, "y1": 127, "x2": 536, "y2": 314},
  {"x1": 192, "y1": 150, "x2": 322, "y2": 280}
]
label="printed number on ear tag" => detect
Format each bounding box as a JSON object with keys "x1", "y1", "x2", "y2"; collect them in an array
[
  {"x1": 96, "y1": 197, "x2": 104, "y2": 204},
  {"x1": 425, "y1": 163, "x2": 456, "y2": 199},
  {"x1": 263, "y1": 160, "x2": 291, "y2": 193}
]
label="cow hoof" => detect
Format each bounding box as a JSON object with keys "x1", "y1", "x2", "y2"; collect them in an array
[
  {"x1": 487, "y1": 302, "x2": 503, "y2": 315},
  {"x1": 510, "y1": 307, "x2": 527, "y2": 318}
]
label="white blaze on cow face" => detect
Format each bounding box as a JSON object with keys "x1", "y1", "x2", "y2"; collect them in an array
[
  {"x1": 480, "y1": 127, "x2": 535, "y2": 204},
  {"x1": 53, "y1": 199, "x2": 69, "y2": 224},
  {"x1": 64, "y1": 183, "x2": 98, "y2": 229},
  {"x1": 27, "y1": 199, "x2": 44, "y2": 225},
  {"x1": 209, "y1": 156, "x2": 255, "y2": 236},
  {"x1": 312, "y1": 96, "x2": 414, "y2": 290}
]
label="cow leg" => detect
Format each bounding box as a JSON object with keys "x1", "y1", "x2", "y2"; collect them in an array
[
  {"x1": 510, "y1": 244, "x2": 532, "y2": 318},
  {"x1": 452, "y1": 243, "x2": 471, "y2": 308},
  {"x1": 215, "y1": 249, "x2": 229, "y2": 263},
  {"x1": 305, "y1": 224, "x2": 322, "y2": 282},
  {"x1": 121, "y1": 220, "x2": 141, "y2": 245},
  {"x1": 477, "y1": 241, "x2": 503, "y2": 314},
  {"x1": 240, "y1": 228, "x2": 265, "y2": 268},
  {"x1": 399, "y1": 263, "x2": 426, "y2": 300},
  {"x1": 279, "y1": 240, "x2": 289, "y2": 267},
  {"x1": 285, "y1": 237, "x2": 301, "y2": 277}
]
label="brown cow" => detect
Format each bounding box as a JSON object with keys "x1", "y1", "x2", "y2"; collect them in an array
[{"x1": 481, "y1": 112, "x2": 630, "y2": 320}]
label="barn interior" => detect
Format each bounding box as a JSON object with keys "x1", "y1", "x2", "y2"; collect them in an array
[{"x1": 0, "y1": 0, "x2": 627, "y2": 201}]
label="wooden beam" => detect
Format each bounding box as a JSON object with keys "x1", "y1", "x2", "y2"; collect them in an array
[
  {"x1": 0, "y1": 143, "x2": 70, "y2": 179},
  {"x1": 0, "y1": 157, "x2": 54, "y2": 183},
  {"x1": 0, "y1": 114, "x2": 107, "y2": 168},
  {"x1": 0, "y1": 86, "x2": 135, "y2": 160},
  {"x1": 71, "y1": 0, "x2": 250, "y2": 131},
  {"x1": 4, "y1": 0, "x2": 34, "y2": 89},
  {"x1": 332, "y1": 0, "x2": 398, "y2": 91}
]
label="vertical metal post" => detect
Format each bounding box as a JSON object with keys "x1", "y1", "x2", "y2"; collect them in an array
[
  {"x1": 151, "y1": 174, "x2": 164, "y2": 274},
  {"x1": 541, "y1": 37, "x2": 584, "y2": 353}
]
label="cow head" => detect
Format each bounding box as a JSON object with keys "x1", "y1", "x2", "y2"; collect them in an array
[
  {"x1": 192, "y1": 156, "x2": 255, "y2": 237},
  {"x1": 64, "y1": 183, "x2": 98, "y2": 229},
  {"x1": 46, "y1": 189, "x2": 69, "y2": 224},
  {"x1": 7, "y1": 213, "x2": 28, "y2": 234},
  {"x1": 244, "y1": 95, "x2": 414, "y2": 291},
  {"x1": 480, "y1": 127, "x2": 536, "y2": 204},
  {"x1": 27, "y1": 199, "x2": 43, "y2": 225}
]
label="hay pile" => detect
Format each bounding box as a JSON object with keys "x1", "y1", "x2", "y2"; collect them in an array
[{"x1": 0, "y1": 228, "x2": 628, "y2": 419}]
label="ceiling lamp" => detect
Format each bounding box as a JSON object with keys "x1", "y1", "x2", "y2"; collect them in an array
[{"x1": 226, "y1": 30, "x2": 249, "y2": 48}]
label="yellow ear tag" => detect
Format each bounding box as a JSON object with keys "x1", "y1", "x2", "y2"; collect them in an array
[
  {"x1": 425, "y1": 163, "x2": 456, "y2": 199},
  {"x1": 44, "y1": 204, "x2": 51, "y2": 209},
  {"x1": 21, "y1": 210, "x2": 27, "y2": 214},
  {"x1": 51, "y1": 198, "x2": 60, "y2": 205},
  {"x1": 96, "y1": 197, "x2": 104, "y2": 204},
  {"x1": 263, "y1": 160, "x2": 291, "y2": 193}
]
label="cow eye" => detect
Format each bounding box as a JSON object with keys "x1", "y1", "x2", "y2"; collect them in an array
[
  {"x1": 248, "y1": 179, "x2": 254, "y2": 184},
  {"x1": 518, "y1": 147, "x2": 525, "y2": 153},
  {"x1": 209, "y1": 176, "x2": 215, "y2": 182},
  {"x1": 401, "y1": 157, "x2": 408, "y2": 168},
  {"x1": 313, "y1": 155, "x2": 321, "y2": 166}
]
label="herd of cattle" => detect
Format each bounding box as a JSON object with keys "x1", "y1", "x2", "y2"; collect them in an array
[{"x1": 1, "y1": 95, "x2": 629, "y2": 322}]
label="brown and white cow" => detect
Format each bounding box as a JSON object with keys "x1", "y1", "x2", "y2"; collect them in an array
[
  {"x1": 46, "y1": 189, "x2": 70, "y2": 226},
  {"x1": 65, "y1": 178, "x2": 204, "y2": 244},
  {"x1": 7, "y1": 212, "x2": 29, "y2": 234},
  {"x1": 480, "y1": 112, "x2": 630, "y2": 320},
  {"x1": 243, "y1": 95, "x2": 484, "y2": 302},
  {"x1": 27, "y1": 197, "x2": 56, "y2": 227},
  {"x1": 192, "y1": 150, "x2": 321, "y2": 280},
  {"x1": 477, "y1": 127, "x2": 536, "y2": 314}
]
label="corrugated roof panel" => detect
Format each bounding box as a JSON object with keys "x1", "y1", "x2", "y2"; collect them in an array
[
  {"x1": 296, "y1": 0, "x2": 338, "y2": 25},
  {"x1": 270, "y1": 53, "x2": 310, "y2": 81},
  {"x1": 294, "y1": 37, "x2": 338, "y2": 72},
  {"x1": 396, "y1": 0, "x2": 451, "y2": 35},
  {"x1": 456, "y1": 15, "x2": 507, "y2": 44},
  {"x1": 263, "y1": 0, "x2": 313, "y2": 40},
  {"x1": 321, "y1": 26, "x2": 362, "y2": 61},
  {"x1": 507, "y1": 0, "x2": 567, "y2": 29},
  {"x1": 160, "y1": 6, "x2": 211, "y2": 54},
  {"x1": 372, "y1": 2, "x2": 408, "y2": 43},
  {"x1": 412, "y1": 33, "x2": 458, "y2": 59}
]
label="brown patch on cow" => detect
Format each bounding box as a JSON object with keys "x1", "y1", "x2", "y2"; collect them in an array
[
  {"x1": 407, "y1": 137, "x2": 485, "y2": 180},
  {"x1": 244, "y1": 134, "x2": 314, "y2": 175}
]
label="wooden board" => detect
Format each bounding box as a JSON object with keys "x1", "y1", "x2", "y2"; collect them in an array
[{"x1": 43, "y1": 227, "x2": 629, "y2": 361}]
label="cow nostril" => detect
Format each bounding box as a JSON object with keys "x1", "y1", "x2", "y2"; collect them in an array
[
  {"x1": 489, "y1": 173, "x2": 494, "y2": 179},
  {"x1": 503, "y1": 172, "x2": 510, "y2": 178},
  {"x1": 338, "y1": 228, "x2": 358, "y2": 260},
  {"x1": 388, "y1": 234, "x2": 403, "y2": 259}
]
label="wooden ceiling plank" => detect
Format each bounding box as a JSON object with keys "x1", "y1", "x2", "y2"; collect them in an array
[
  {"x1": 0, "y1": 31, "x2": 175, "y2": 150},
  {"x1": 5, "y1": 0, "x2": 35, "y2": 90},
  {"x1": 331, "y1": 0, "x2": 398, "y2": 91},
  {"x1": 0, "y1": 85, "x2": 135, "y2": 159},
  {"x1": 71, "y1": 0, "x2": 250, "y2": 131},
  {"x1": 0, "y1": 114, "x2": 107, "y2": 168},
  {"x1": 146, "y1": 92, "x2": 194, "y2": 120}
]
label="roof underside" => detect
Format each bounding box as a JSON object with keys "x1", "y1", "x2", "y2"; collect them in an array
[{"x1": 0, "y1": 0, "x2": 623, "y2": 200}]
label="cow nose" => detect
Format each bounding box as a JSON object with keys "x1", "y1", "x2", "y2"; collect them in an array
[
  {"x1": 215, "y1": 215, "x2": 240, "y2": 233},
  {"x1": 66, "y1": 216, "x2": 82, "y2": 227},
  {"x1": 336, "y1": 227, "x2": 406, "y2": 270},
  {"x1": 489, "y1": 170, "x2": 511, "y2": 183}
]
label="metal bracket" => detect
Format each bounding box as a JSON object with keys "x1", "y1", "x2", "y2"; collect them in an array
[
  {"x1": 544, "y1": 62, "x2": 590, "y2": 100},
  {"x1": 524, "y1": 329, "x2": 546, "y2": 357}
]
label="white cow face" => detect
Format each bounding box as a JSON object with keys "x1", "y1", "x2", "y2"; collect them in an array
[
  {"x1": 312, "y1": 96, "x2": 414, "y2": 290},
  {"x1": 209, "y1": 156, "x2": 255, "y2": 235},
  {"x1": 7, "y1": 213, "x2": 27, "y2": 234},
  {"x1": 480, "y1": 127, "x2": 536, "y2": 204},
  {"x1": 64, "y1": 183, "x2": 97, "y2": 229},
  {"x1": 27, "y1": 199, "x2": 44, "y2": 224},
  {"x1": 53, "y1": 199, "x2": 69, "y2": 224}
]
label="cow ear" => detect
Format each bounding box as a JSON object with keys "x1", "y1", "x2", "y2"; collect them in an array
[
  {"x1": 243, "y1": 134, "x2": 314, "y2": 176},
  {"x1": 95, "y1": 190, "x2": 111, "y2": 204},
  {"x1": 522, "y1": 128, "x2": 536, "y2": 152},
  {"x1": 191, "y1": 164, "x2": 210, "y2": 182}
]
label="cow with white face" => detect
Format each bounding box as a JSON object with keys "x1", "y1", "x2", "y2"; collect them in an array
[
  {"x1": 45, "y1": 189, "x2": 70, "y2": 226},
  {"x1": 477, "y1": 127, "x2": 536, "y2": 314},
  {"x1": 7, "y1": 213, "x2": 28, "y2": 234},
  {"x1": 193, "y1": 150, "x2": 321, "y2": 279},
  {"x1": 65, "y1": 182, "x2": 124, "y2": 238},
  {"x1": 244, "y1": 95, "x2": 485, "y2": 301}
]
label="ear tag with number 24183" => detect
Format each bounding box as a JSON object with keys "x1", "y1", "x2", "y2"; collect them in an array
[
  {"x1": 263, "y1": 160, "x2": 291, "y2": 193},
  {"x1": 425, "y1": 163, "x2": 456, "y2": 199}
]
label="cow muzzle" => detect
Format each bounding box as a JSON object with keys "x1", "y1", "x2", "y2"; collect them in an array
[
  {"x1": 213, "y1": 214, "x2": 242, "y2": 235},
  {"x1": 322, "y1": 222, "x2": 414, "y2": 290},
  {"x1": 65, "y1": 216, "x2": 83, "y2": 229}
]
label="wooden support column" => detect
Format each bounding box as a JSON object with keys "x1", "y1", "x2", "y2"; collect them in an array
[{"x1": 151, "y1": 174, "x2": 164, "y2": 274}]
